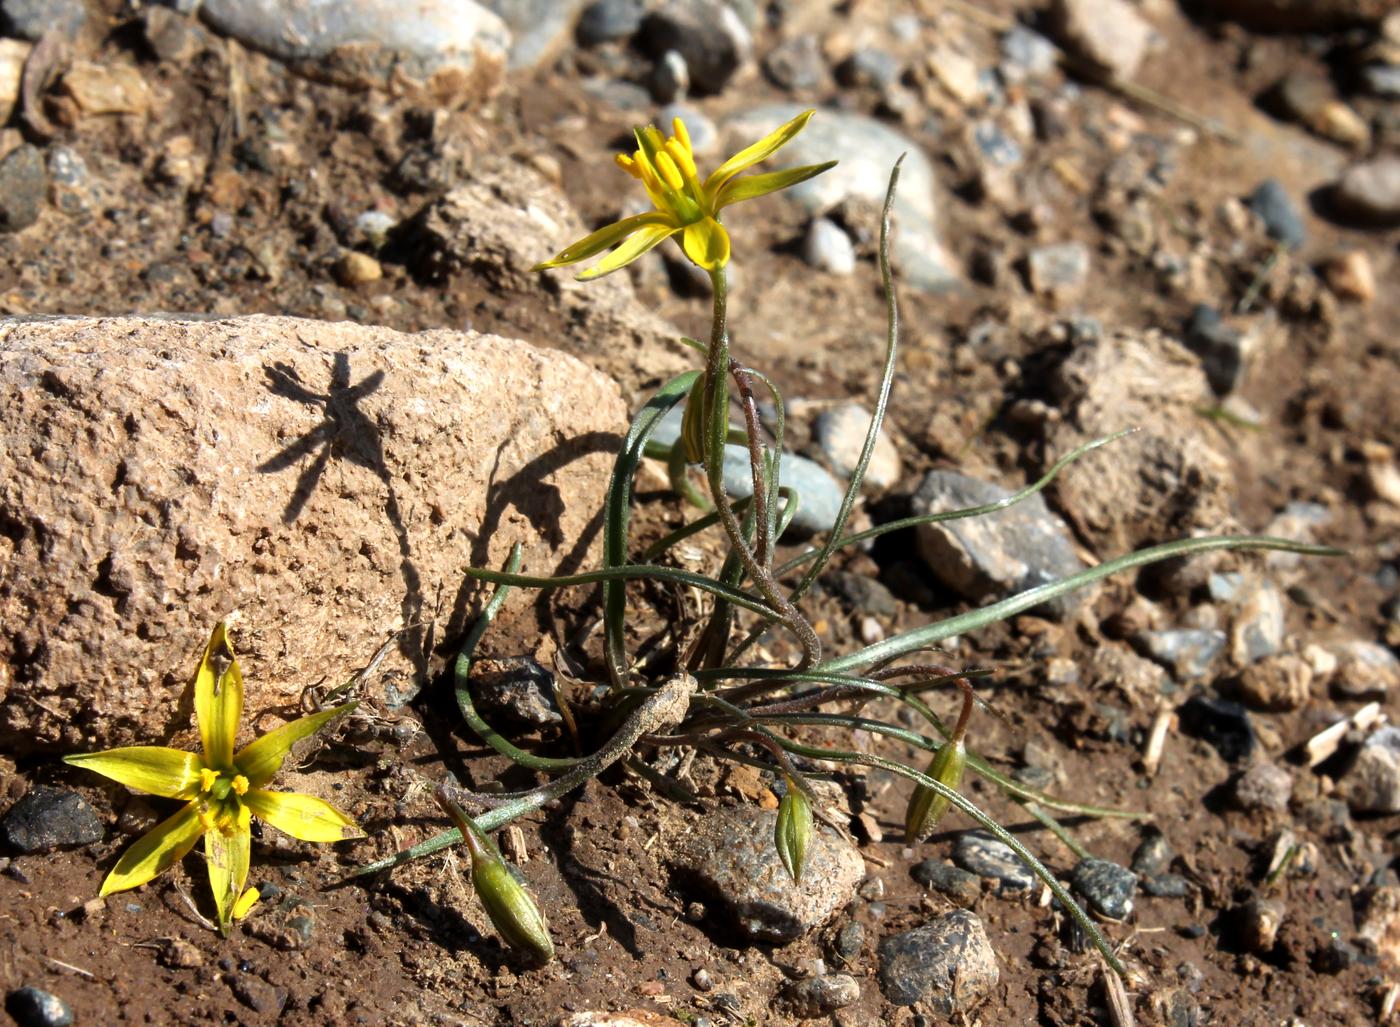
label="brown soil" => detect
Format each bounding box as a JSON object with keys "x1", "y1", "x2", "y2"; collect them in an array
[{"x1": 2, "y1": 1, "x2": 1398, "y2": 1025}]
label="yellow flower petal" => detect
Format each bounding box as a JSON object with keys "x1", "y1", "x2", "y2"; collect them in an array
[
  {"x1": 64, "y1": 746, "x2": 204, "y2": 799},
  {"x1": 576, "y1": 223, "x2": 679, "y2": 280},
  {"x1": 680, "y1": 218, "x2": 731, "y2": 271},
  {"x1": 532, "y1": 212, "x2": 675, "y2": 271},
  {"x1": 715, "y1": 161, "x2": 839, "y2": 210},
  {"x1": 206, "y1": 811, "x2": 251, "y2": 931},
  {"x1": 231, "y1": 886, "x2": 260, "y2": 921},
  {"x1": 99, "y1": 801, "x2": 206, "y2": 896},
  {"x1": 703, "y1": 109, "x2": 816, "y2": 196},
  {"x1": 193, "y1": 623, "x2": 243, "y2": 769},
  {"x1": 243, "y1": 789, "x2": 364, "y2": 843},
  {"x1": 234, "y1": 702, "x2": 356, "y2": 789}
]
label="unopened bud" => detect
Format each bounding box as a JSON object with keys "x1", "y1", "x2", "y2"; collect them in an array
[
  {"x1": 904, "y1": 739, "x2": 967, "y2": 844},
  {"x1": 680, "y1": 372, "x2": 726, "y2": 465},
  {"x1": 775, "y1": 777, "x2": 814, "y2": 884},
  {"x1": 436, "y1": 785, "x2": 554, "y2": 963}
]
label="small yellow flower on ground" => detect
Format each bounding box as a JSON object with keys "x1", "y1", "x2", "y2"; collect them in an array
[
  {"x1": 65, "y1": 623, "x2": 363, "y2": 933},
  {"x1": 533, "y1": 108, "x2": 836, "y2": 280}
]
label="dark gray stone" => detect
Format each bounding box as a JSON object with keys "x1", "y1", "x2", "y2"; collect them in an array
[
  {"x1": 911, "y1": 859, "x2": 983, "y2": 906},
  {"x1": 667, "y1": 806, "x2": 863, "y2": 943},
  {"x1": 637, "y1": 0, "x2": 751, "y2": 94},
  {"x1": 1178, "y1": 696, "x2": 1256, "y2": 763},
  {"x1": 823, "y1": 571, "x2": 899, "y2": 619},
  {"x1": 1071, "y1": 858, "x2": 1137, "y2": 920},
  {"x1": 5, "y1": 987, "x2": 72, "y2": 1027},
  {"x1": 1133, "y1": 628, "x2": 1227, "y2": 680},
  {"x1": 1183, "y1": 304, "x2": 1245, "y2": 395},
  {"x1": 763, "y1": 34, "x2": 825, "y2": 91},
  {"x1": 0, "y1": 0, "x2": 85, "y2": 40},
  {"x1": 877, "y1": 910, "x2": 999, "y2": 1013},
  {"x1": 912, "y1": 469, "x2": 1090, "y2": 621},
  {"x1": 0, "y1": 145, "x2": 47, "y2": 234},
  {"x1": 1130, "y1": 831, "x2": 1172, "y2": 876},
  {"x1": 834, "y1": 921, "x2": 865, "y2": 960},
  {"x1": 952, "y1": 831, "x2": 1034, "y2": 892},
  {"x1": 1247, "y1": 178, "x2": 1307, "y2": 248},
  {"x1": 228, "y1": 974, "x2": 287, "y2": 1015},
  {"x1": 0, "y1": 787, "x2": 103, "y2": 853},
  {"x1": 724, "y1": 105, "x2": 959, "y2": 293},
  {"x1": 576, "y1": 0, "x2": 643, "y2": 43},
  {"x1": 471, "y1": 656, "x2": 561, "y2": 726},
  {"x1": 1143, "y1": 873, "x2": 1190, "y2": 898},
  {"x1": 1332, "y1": 155, "x2": 1400, "y2": 225},
  {"x1": 786, "y1": 973, "x2": 860, "y2": 1017},
  {"x1": 721, "y1": 446, "x2": 843, "y2": 540},
  {"x1": 837, "y1": 48, "x2": 901, "y2": 89}
]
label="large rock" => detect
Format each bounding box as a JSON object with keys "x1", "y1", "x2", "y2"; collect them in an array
[
  {"x1": 197, "y1": 0, "x2": 510, "y2": 102},
  {"x1": 0, "y1": 315, "x2": 625, "y2": 753},
  {"x1": 1042, "y1": 330, "x2": 1234, "y2": 554},
  {"x1": 406, "y1": 155, "x2": 688, "y2": 396},
  {"x1": 723, "y1": 105, "x2": 959, "y2": 293},
  {"x1": 877, "y1": 910, "x2": 1000, "y2": 1013},
  {"x1": 665, "y1": 806, "x2": 863, "y2": 943},
  {"x1": 480, "y1": 0, "x2": 588, "y2": 70}
]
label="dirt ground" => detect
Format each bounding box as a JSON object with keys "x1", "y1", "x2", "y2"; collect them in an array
[{"x1": 1, "y1": 0, "x2": 1398, "y2": 1024}]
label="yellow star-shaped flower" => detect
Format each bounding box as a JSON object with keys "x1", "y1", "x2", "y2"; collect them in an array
[
  {"x1": 65, "y1": 623, "x2": 363, "y2": 933},
  {"x1": 533, "y1": 108, "x2": 836, "y2": 280}
]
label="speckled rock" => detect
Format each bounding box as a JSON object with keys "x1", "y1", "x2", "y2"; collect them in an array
[
  {"x1": 1232, "y1": 761, "x2": 1293, "y2": 812},
  {"x1": 666, "y1": 806, "x2": 863, "y2": 943},
  {"x1": 0, "y1": 786, "x2": 103, "y2": 853},
  {"x1": 1329, "y1": 639, "x2": 1399, "y2": 699},
  {"x1": 912, "y1": 469, "x2": 1090, "y2": 621},
  {"x1": 1342, "y1": 726, "x2": 1400, "y2": 813},
  {"x1": 877, "y1": 910, "x2": 999, "y2": 1013},
  {"x1": 1071, "y1": 858, "x2": 1137, "y2": 920},
  {"x1": 953, "y1": 831, "x2": 1035, "y2": 892},
  {"x1": 0, "y1": 315, "x2": 624, "y2": 753},
  {"x1": 812, "y1": 403, "x2": 900, "y2": 490},
  {"x1": 785, "y1": 974, "x2": 860, "y2": 1017}
]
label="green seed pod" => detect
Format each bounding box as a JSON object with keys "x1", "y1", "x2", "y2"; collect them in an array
[
  {"x1": 904, "y1": 739, "x2": 967, "y2": 844},
  {"x1": 775, "y1": 777, "x2": 814, "y2": 884},
  {"x1": 469, "y1": 853, "x2": 555, "y2": 964}
]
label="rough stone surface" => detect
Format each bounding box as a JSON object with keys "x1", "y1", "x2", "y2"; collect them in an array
[
  {"x1": 0, "y1": 0, "x2": 85, "y2": 40},
  {"x1": 1183, "y1": 305, "x2": 1246, "y2": 395},
  {"x1": 952, "y1": 831, "x2": 1035, "y2": 892},
  {"x1": 471, "y1": 656, "x2": 561, "y2": 725},
  {"x1": 1050, "y1": 0, "x2": 1152, "y2": 81},
  {"x1": 408, "y1": 154, "x2": 688, "y2": 396},
  {"x1": 1332, "y1": 155, "x2": 1400, "y2": 225},
  {"x1": 785, "y1": 974, "x2": 860, "y2": 1017},
  {"x1": 1234, "y1": 653, "x2": 1314, "y2": 711},
  {"x1": 576, "y1": 0, "x2": 644, "y2": 45},
  {"x1": 1247, "y1": 178, "x2": 1307, "y2": 248},
  {"x1": 1071, "y1": 858, "x2": 1137, "y2": 920},
  {"x1": 480, "y1": 0, "x2": 587, "y2": 69},
  {"x1": 763, "y1": 34, "x2": 825, "y2": 92},
  {"x1": 0, "y1": 145, "x2": 46, "y2": 234},
  {"x1": 1027, "y1": 241, "x2": 1091, "y2": 301},
  {"x1": 720, "y1": 447, "x2": 843, "y2": 540},
  {"x1": 1232, "y1": 761, "x2": 1293, "y2": 812},
  {"x1": 1342, "y1": 726, "x2": 1400, "y2": 813},
  {"x1": 1329, "y1": 639, "x2": 1399, "y2": 699},
  {"x1": 666, "y1": 806, "x2": 863, "y2": 943},
  {"x1": 0, "y1": 315, "x2": 625, "y2": 753},
  {"x1": 4, "y1": 987, "x2": 73, "y2": 1027},
  {"x1": 1042, "y1": 330, "x2": 1233, "y2": 554},
  {"x1": 1229, "y1": 578, "x2": 1286, "y2": 665},
  {"x1": 912, "y1": 469, "x2": 1089, "y2": 621},
  {"x1": 559, "y1": 1013, "x2": 687, "y2": 1027},
  {"x1": 1134, "y1": 628, "x2": 1227, "y2": 680},
  {"x1": 803, "y1": 217, "x2": 857, "y2": 276},
  {"x1": 912, "y1": 860, "x2": 982, "y2": 906},
  {"x1": 0, "y1": 787, "x2": 103, "y2": 853},
  {"x1": 724, "y1": 105, "x2": 959, "y2": 292},
  {"x1": 637, "y1": 0, "x2": 751, "y2": 94},
  {"x1": 812, "y1": 403, "x2": 900, "y2": 490},
  {"x1": 197, "y1": 0, "x2": 510, "y2": 101},
  {"x1": 877, "y1": 910, "x2": 1000, "y2": 1013}
]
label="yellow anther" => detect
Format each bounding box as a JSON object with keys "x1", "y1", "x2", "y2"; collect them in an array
[
  {"x1": 231, "y1": 774, "x2": 249, "y2": 796},
  {"x1": 671, "y1": 117, "x2": 692, "y2": 155},
  {"x1": 665, "y1": 138, "x2": 698, "y2": 181},
  {"x1": 654, "y1": 150, "x2": 685, "y2": 191},
  {"x1": 198, "y1": 808, "x2": 218, "y2": 832},
  {"x1": 614, "y1": 153, "x2": 641, "y2": 179},
  {"x1": 199, "y1": 768, "x2": 220, "y2": 792}
]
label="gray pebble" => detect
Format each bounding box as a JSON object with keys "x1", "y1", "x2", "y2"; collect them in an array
[
  {"x1": 1361, "y1": 63, "x2": 1400, "y2": 97},
  {"x1": 0, "y1": 786, "x2": 103, "y2": 853},
  {"x1": 637, "y1": 0, "x2": 750, "y2": 95},
  {"x1": 803, "y1": 218, "x2": 857, "y2": 276},
  {"x1": 1133, "y1": 628, "x2": 1227, "y2": 680},
  {"x1": 837, "y1": 48, "x2": 901, "y2": 89},
  {"x1": 877, "y1": 910, "x2": 1000, "y2": 1013},
  {"x1": 1232, "y1": 761, "x2": 1292, "y2": 813},
  {"x1": 4, "y1": 987, "x2": 73, "y2": 1027},
  {"x1": 763, "y1": 34, "x2": 825, "y2": 92},
  {"x1": 834, "y1": 921, "x2": 865, "y2": 960},
  {"x1": 1329, "y1": 639, "x2": 1399, "y2": 699},
  {"x1": 658, "y1": 103, "x2": 717, "y2": 154},
  {"x1": 911, "y1": 859, "x2": 983, "y2": 906},
  {"x1": 721, "y1": 446, "x2": 843, "y2": 540},
  {"x1": 649, "y1": 49, "x2": 689, "y2": 103},
  {"x1": 0, "y1": 145, "x2": 47, "y2": 234},
  {"x1": 786, "y1": 973, "x2": 860, "y2": 1017},
  {"x1": 472, "y1": 656, "x2": 561, "y2": 725},
  {"x1": 812, "y1": 402, "x2": 899, "y2": 489},
  {"x1": 911, "y1": 469, "x2": 1090, "y2": 621},
  {"x1": 1049, "y1": 0, "x2": 1150, "y2": 81},
  {"x1": 1229, "y1": 578, "x2": 1285, "y2": 665},
  {"x1": 1071, "y1": 858, "x2": 1137, "y2": 920},
  {"x1": 1130, "y1": 831, "x2": 1172, "y2": 876},
  {"x1": 0, "y1": 0, "x2": 85, "y2": 40},
  {"x1": 576, "y1": 0, "x2": 643, "y2": 44},
  {"x1": 1247, "y1": 178, "x2": 1307, "y2": 248},
  {"x1": 823, "y1": 571, "x2": 898, "y2": 619},
  {"x1": 479, "y1": 0, "x2": 587, "y2": 70},
  {"x1": 1000, "y1": 25, "x2": 1059, "y2": 80},
  {"x1": 1332, "y1": 155, "x2": 1400, "y2": 226},
  {"x1": 1342, "y1": 726, "x2": 1400, "y2": 814},
  {"x1": 1183, "y1": 304, "x2": 1245, "y2": 395},
  {"x1": 953, "y1": 831, "x2": 1034, "y2": 893},
  {"x1": 972, "y1": 119, "x2": 1023, "y2": 168},
  {"x1": 666, "y1": 806, "x2": 863, "y2": 943},
  {"x1": 1143, "y1": 873, "x2": 1190, "y2": 898},
  {"x1": 723, "y1": 105, "x2": 959, "y2": 292},
  {"x1": 1027, "y1": 241, "x2": 1090, "y2": 298}
]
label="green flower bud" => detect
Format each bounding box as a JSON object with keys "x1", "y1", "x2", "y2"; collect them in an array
[
  {"x1": 775, "y1": 777, "x2": 814, "y2": 884},
  {"x1": 680, "y1": 371, "x2": 728, "y2": 465},
  {"x1": 436, "y1": 786, "x2": 554, "y2": 963},
  {"x1": 904, "y1": 739, "x2": 967, "y2": 844}
]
